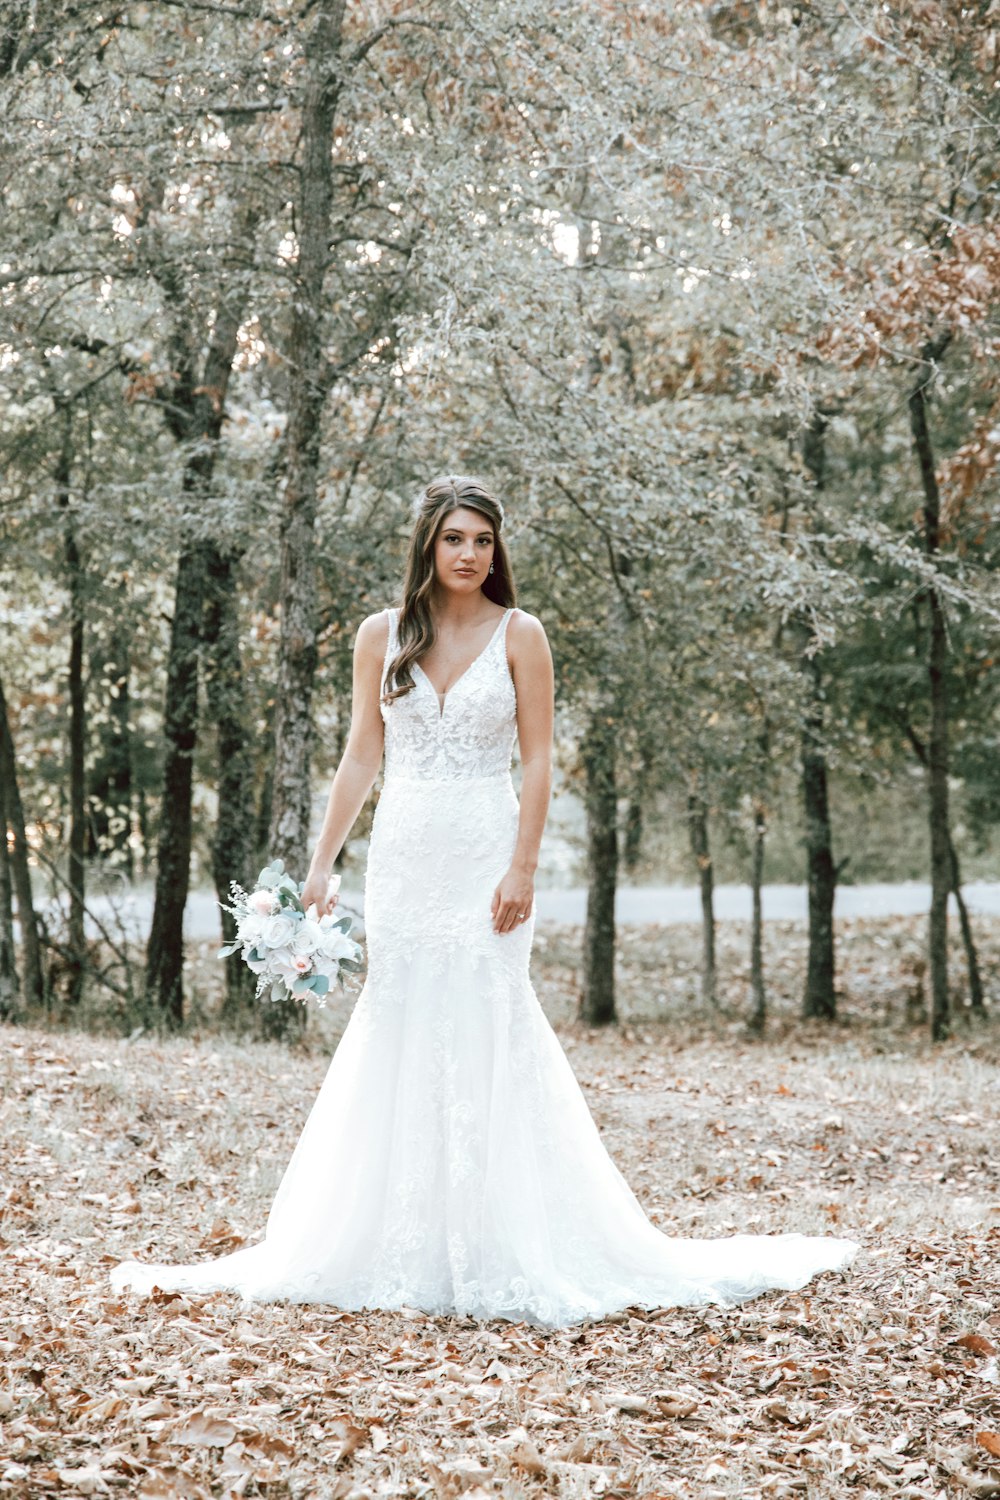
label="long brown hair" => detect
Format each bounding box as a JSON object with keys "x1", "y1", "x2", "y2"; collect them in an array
[{"x1": 383, "y1": 475, "x2": 516, "y2": 702}]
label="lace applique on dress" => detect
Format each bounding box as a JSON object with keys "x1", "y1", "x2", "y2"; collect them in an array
[
  {"x1": 363, "y1": 607, "x2": 526, "y2": 983},
  {"x1": 379, "y1": 606, "x2": 517, "y2": 781}
]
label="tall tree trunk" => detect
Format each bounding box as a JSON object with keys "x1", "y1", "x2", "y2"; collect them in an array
[
  {"x1": 142, "y1": 194, "x2": 259, "y2": 1027},
  {"x1": 0, "y1": 671, "x2": 45, "y2": 1009},
  {"x1": 55, "y1": 402, "x2": 86, "y2": 1006},
  {"x1": 623, "y1": 796, "x2": 643, "y2": 874},
  {"x1": 143, "y1": 221, "x2": 255, "y2": 1026},
  {"x1": 202, "y1": 547, "x2": 257, "y2": 1021},
  {"x1": 144, "y1": 538, "x2": 210, "y2": 1028},
  {"x1": 800, "y1": 411, "x2": 838, "y2": 1021},
  {"x1": 580, "y1": 713, "x2": 618, "y2": 1026},
  {"x1": 800, "y1": 648, "x2": 837, "y2": 1020},
  {"x1": 267, "y1": 0, "x2": 346, "y2": 882},
  {"x1": 749, "y1": 800, "x2": 766, "y2": 1033},
  {"x1": 901, "y1": 715, "x2": 982, "y2": 1015},
  {"x1": 0, "y1": 769, "x2": 20, "y2": 1019},
  {"x1": 910, "y1": 334, "x2": 953, "y2": 1042},
  {"x1": 949, "y1": 836, "x2": 983, "y2": 1012},
  {"x1": 263, "y1": 0, "x2": 346, "y2": 1042},
  {"x1": 622, "y1": 730, "x2": 652, "y2": 875},
  {"x1": 686, "y1": 785, "x2": 716, "y2": 1007}
]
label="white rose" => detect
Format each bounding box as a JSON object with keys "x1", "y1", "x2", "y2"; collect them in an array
[
  {"x1": 237, "y1": 913, "x2": 265, "y2": 945},
  {"x1": 269, "y1": 948, "x2": 301, "y2": 980},
  {"x1": 321, "y1": 930, "x2": 354, "y2": 962},
  {"x1": 261, "y1": 914, "x2": 298, "y2": 950},
  {"x1": 291, "y1": 919, "x2": 324, "y2": 956}
]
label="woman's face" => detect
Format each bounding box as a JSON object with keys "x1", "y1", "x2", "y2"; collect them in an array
[{"x1": 433, "y1": 506, "x2": 496, "y2": 594}]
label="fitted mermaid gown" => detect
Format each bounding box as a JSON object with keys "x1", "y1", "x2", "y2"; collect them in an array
[{"x1": 111, "y1": 606, "x2": 858, "y2": 1325}]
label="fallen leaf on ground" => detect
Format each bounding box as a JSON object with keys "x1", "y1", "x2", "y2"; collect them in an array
[
  {"x1": 169, "y1": 1412, "x2": 237, "y2": 1448},
  {"x1": 958, "y1": 1335, "x2": 998, "y2": 1357}
]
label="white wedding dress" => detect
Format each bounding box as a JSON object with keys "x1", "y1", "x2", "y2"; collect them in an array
[{"x1": 111, "y1": 606, "x2": 857, "y2": 1325}]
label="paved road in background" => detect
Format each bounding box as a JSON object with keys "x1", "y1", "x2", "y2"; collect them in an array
[{"x1": 77, "y1": 880, "x2": 1000, "y2": 941}]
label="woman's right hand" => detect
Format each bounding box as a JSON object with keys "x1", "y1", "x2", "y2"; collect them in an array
[{"x1": 301, "y1": 869, "x2": 340, "y2": 917}]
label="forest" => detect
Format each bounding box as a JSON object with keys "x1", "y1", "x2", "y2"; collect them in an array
[
  {"x1": 2, "y1": 0, "x2": 997, "y2": 1045},
  {"x1": 2, "y1": 5, "x2": 1000, "y2": 1498}
]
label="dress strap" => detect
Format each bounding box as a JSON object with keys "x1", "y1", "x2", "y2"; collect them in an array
[
  {"x1": 381, "y1": 607, "x2": 399, "y2": 692},
  {"x1": 499, "y1": 606, "x2": 516, "y2": 670}
]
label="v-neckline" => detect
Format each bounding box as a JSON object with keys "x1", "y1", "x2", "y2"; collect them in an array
[{"x1": 414, "y1": 609, "x2": 510, "y2": 719}]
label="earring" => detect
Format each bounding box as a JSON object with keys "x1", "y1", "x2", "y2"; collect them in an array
[{"x1": 489, "y1": 563, "x2": 494, "y2": 575}]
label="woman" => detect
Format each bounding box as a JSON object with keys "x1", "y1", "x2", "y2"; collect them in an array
[{"x1": 112, "y1": 475, "x2": 857, "y2": 1325}]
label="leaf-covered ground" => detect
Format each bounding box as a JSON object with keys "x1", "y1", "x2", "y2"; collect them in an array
[{"x1": 2, "y1": 916, "x2": 999, "y2": 1499}]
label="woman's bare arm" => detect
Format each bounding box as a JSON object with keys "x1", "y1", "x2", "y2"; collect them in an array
[
  {"x1": 491, "y1": 611, "x2": 554, "y2": 934},
  {"x1": 300, "y1": 612, "x2": 389, "y2": 913}
]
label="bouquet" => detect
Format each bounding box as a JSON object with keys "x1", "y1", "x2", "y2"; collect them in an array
[{"x1": 219, "y1": 860, "x2": 363, "y2": 1005}]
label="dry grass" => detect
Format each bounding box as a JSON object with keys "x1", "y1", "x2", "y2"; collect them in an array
[{"x1": 1, "y1": 916, "x2": 999, "y2": 1499}]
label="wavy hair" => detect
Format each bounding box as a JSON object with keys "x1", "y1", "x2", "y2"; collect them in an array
[{"x1": 383, "y1": 475, "x2": 516, "y2": 702}]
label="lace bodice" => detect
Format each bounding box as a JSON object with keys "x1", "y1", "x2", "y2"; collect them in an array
[{"x1": 380, "y1": 607, "x2": 517, "y2": 781}]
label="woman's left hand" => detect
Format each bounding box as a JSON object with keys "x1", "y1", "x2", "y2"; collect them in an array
[{"x1": 491, "y1": 866, "x2": 534, "y2": 934}]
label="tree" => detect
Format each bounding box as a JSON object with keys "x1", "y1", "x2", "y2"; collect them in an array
[
  {"x1": 0, "y1": 671, "x2": 45, "y2": 1011},
  {"x1": 143, "y1": 242, "x2": 259, "y2": 1028},
  {"x1": 266, "y1": 0, "x2": 345, "y2": 882},
  {"x1": 909, "y1": 336, "x2": 955, "y2": 1039},
  {"x1": 2, "y1": 0, "x2": 997, "y2": 1044},
  {"x1": 0, "y1": 775, "x2": 18, "y2": 1019}
]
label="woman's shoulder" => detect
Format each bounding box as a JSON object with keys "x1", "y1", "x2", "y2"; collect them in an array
[
  {"x1": 506, "y1": 607, "x2": 549, "y2": 656},
  {"x1": 355, "y1": 608, "x2": 394, "y2": 656},
  {"x1": 507, "y1": 606, "x2": 547, "y2": 638}
]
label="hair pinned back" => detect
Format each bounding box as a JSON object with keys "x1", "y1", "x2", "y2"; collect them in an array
[
  {"x1": 411, "y1": 480, "x2": 505, "y2": 527},
  {"x1": 384, "y1": 475, "x2": 516, "y2": 702}
]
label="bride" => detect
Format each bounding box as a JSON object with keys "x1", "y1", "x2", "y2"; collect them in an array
[{"x1": 112, "y1": 474, "x2": 857, "y2": 1326}]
